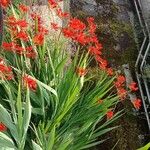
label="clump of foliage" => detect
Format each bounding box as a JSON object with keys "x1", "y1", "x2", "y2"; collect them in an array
[{"x1": 0, "y1": 0, "x2": 141, "y2": 150}]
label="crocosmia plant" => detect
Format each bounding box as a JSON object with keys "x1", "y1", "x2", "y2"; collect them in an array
[{"x1": 0, "y1": 0, "x2": 141, "y2": 150}]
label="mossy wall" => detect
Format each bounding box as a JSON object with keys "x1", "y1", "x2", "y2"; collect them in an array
[
  {"x1": 70, "y1": 1, "x2": 146, "y2": 149},
  {"x1": 70, "y1": 0, "x2": 137, "y2": 69}
]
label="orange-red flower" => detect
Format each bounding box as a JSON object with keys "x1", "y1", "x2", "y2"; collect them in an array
[
  {"x1": 48, "y1": 0, "x2": 58, "y2": 8},
  {"x1": 129, "y1": 82, "x2": 138, "y2": 92},
  {"x1": 0, "y1": 64, "x2": 11, "y2": 72},
  {"x1": 132, "y1": 98, "x2": 141, "y2": 109},
  {"x1": 115, "y1": 75, "x2": 126, "y2": 88},
  {"x1": 16, "y1": 31, "x2": 29, "y2": 41},
  {"x1": 0, "y1": 60, "x2": 13, "y2": 80},
  {"x1": 15, "y1": 45, "x2": 25, "y2": 54},
  {"x1": 7, "y1": 18, "x2": 28, "y2": 31},
  {"x1": 23, "y1": 75, "x2": 37, "y2": 91},
  {"x1": 26, "y1": 52, "x2": 36, "y2": 59},
  {"x1": 33, "y1": 33, "x2": 44, "y2": 46},
  {"x1": 56, "y1": 8, "x2": 70, "y2": 18},
  {"x1": 107, "y1": 68, "x2": 113, "y2": 76},
  {"x1": 0, "y1": 123, "x2": 7, "y2": 131},
  {"x1": 38, "y1": 26, "x2": 48, "y2": 35},
  {"x1": 2, "y1": 42, "x2": 15, "y2": 51},
  {"x1": 87, "y1": 17, "x2": 96, "y2": 34},
  {"x1": 19, "y1": 4, "x2": 29, "y2": 13},
  {"x1": 51, "y1": 22, "x2": 59, "y2": 31},
  {"x1": 117, "y1": 87, "x2": 127, "y2": 100},
  {"x1": 31, "y1": 13, "x2": 41, "y2": 22},
  {"x1": 98, "y1": 59, "x2": 108, "y2": 70},
  {"x1": 16, "y1": 19, "x2": 28, "y2": 29},
  {"x1": 75, "y1": 32, "x2": 88, "y2": 45},
  {"x1": 25, "y1": 47, "x2": 36, "y2": 59},
  {"x1": 0, "y1": 0, "x2": 10, "y2": 8},
  {"x1": 76, "y1": 67, "x2": 87, "y2": 77},
  {"x1": 69, "y1": 18, "x2": 86, "y2": 31},
  {"x1": 62, "y1": 28, "x2": 74, "y2": 38},
  {"x1": 89, "y1": 45, "x2": 102, "y2": 55},
  {"x1": 106, "y1": 110, "x2": 114, "y2": 120},
  {"x1": 117, "y1": 75, "x2": 126, "y2": 84}
]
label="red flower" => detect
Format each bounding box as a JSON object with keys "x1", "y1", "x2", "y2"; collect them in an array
[
  {"x1": 16, "y1": 20, "x2": 28, "y2": 29},
  {"x1": 56, "y1": 8, "x2": 70, "y2": 18},
  {"x1": 117, "y1": 75, "x2": 126, "y2": 84},
  {"x1": 25, "y1": 46, "x2": 33, "y2": 52},
  {"x1": 87, "y1": 17, "x2": 95, "y2": 23},
  {"x1": 51, "y1": 22, "x2": 59, "y2": 31},
  {"x1": 25, "y1": 46, "x2": 37, "y2": 59},
  {"x1": 88, "y1": 45, "x2": 102, "y2": 55},
  {"x1": 7, "y1": 16, "x2": 17, "y2": 26},
  {"x1": 0, "y1": 64, "x2": 11, "y2": 72},
  {"x1": 0, "y1": 123, "x2": 7, "y2": 131},
  {"x1": 98, "y1": 59, "x2": 108, "y2": 70},
  {"x1": 117, "y1": 87, "x2": 127, "y2": 100},
  {"x1": 0, "y1": 0, "x2": 10, "y2": 8},
  {"x1": 19, "y1": 4, "x2": 29, "y2": 13},
  {"x1": 38, "y1": 26, "x2": 48, "y2": 35},
  {"x1": 0, "y1": 61, "x2": 13, "y2": 80},
  {"x1": 107, "y1": 68, "x2": 113, "y2": 76},
  {"x1": 87, "y1": 17, "x2": 97, "y2": 34},
  {"x1": 76, "y1": 67, "x2": 87, "y2": 77},
  {"x1": 31, "y1": 13, "x2": 41, "y2": 22},
  {"x1": 26, "y1": 52, "x2": 36, "y2": 59},
  {"x1": 129, "y1": 82, "x2": 138, "y2": 92},
  {"x1": 6, "y1": 74, "x2": 13, "y2": 80},
  {"x1": 95, "y1": 55, "x2": 102, "y2": 62},
  {"x1": 48, "y1": 0, "x2": 58, "y2": 8},
  {"x1": 115, "y1": 75, "x2": 126, "y2": 88},
  {"x1": 2, "y1": 42, "x2": 15, "y2": 51},
  {"x1": 132, "y1": 98, "x2": 141, "y2": 109},
  {"x1": 62, "y1": 28, "x2": 74, "y2": 38},
  {"x1": 88, "y1": 35, "x2": 99, "y2": 43},
  {"x1": 23, "y1": 75, "x2": 37, "y2": 91},
  {"x1": 16, "y1": 31, "x2": 29, "y2": 41},
  {"x1": 14, "y1": 45, "x2": 24, "y2": 54},
  {"x1": 106, "y1": 110, "x2": 114, "y2": 120},
  {"x1": 69, "y1": 18, "x2": 86, "y2": 31},
  {"x1": 75, "y1": 32, "x2": 88, "y2": 45},
  {"x1": 33, "y1": 33, "x2": 44, "y2": 46}
]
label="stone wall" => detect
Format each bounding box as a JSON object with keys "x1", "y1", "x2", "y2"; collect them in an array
[{"x1": 23, "y1": 0, "x2": 70, "y2": 28}]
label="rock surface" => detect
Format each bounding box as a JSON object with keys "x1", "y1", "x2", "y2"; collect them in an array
[{"x1": 70, "y1": 0, "x2": 148, "y2": 149}]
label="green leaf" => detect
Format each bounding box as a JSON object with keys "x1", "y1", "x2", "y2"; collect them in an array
[
  {"x1": 0, "y1": 104, "x2": 18, "y2": 141},
  {"x1": 21, "y1": 88, "x2": 32, "y2": 149},
  {"x1": 0, "y1": 104, "x2": 14, "y2": 129},
  {"x1": 80, "y1": 139, "x2": 107, "y2": 149},
  {"x1": 32, "y1": 141, "x2": 42, "y2": 150},
  {"x1": 56, "y1": 134, "x2": 73, "y2": 150},
  {"x1": 137, "y1": 142, "x2": 150, "y2": 150},
  {"x1": 47, "y1": 125, "x2": 56, "y2": 150},
  {"x1": 0, "y1": 132, "x2": 17, "y2": 149},
  {"x1": 55, "y1": 56, "x2": 68, "y2": 74},
  {"x1": 91, "y1": 126, "x2": 119, "y2": 139},
  {"x1": 37, "y1": 80, "x2": 57, "y2": 97},
  {"x1": 32, "y1": 108, "x2": 43, "y2": 115},
  {"x1": 3, "y1": 84, "x2": 17, "y2": 124},
  {"x1": 16, "y1": 83, "x2": 23, "y2": 139}
]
